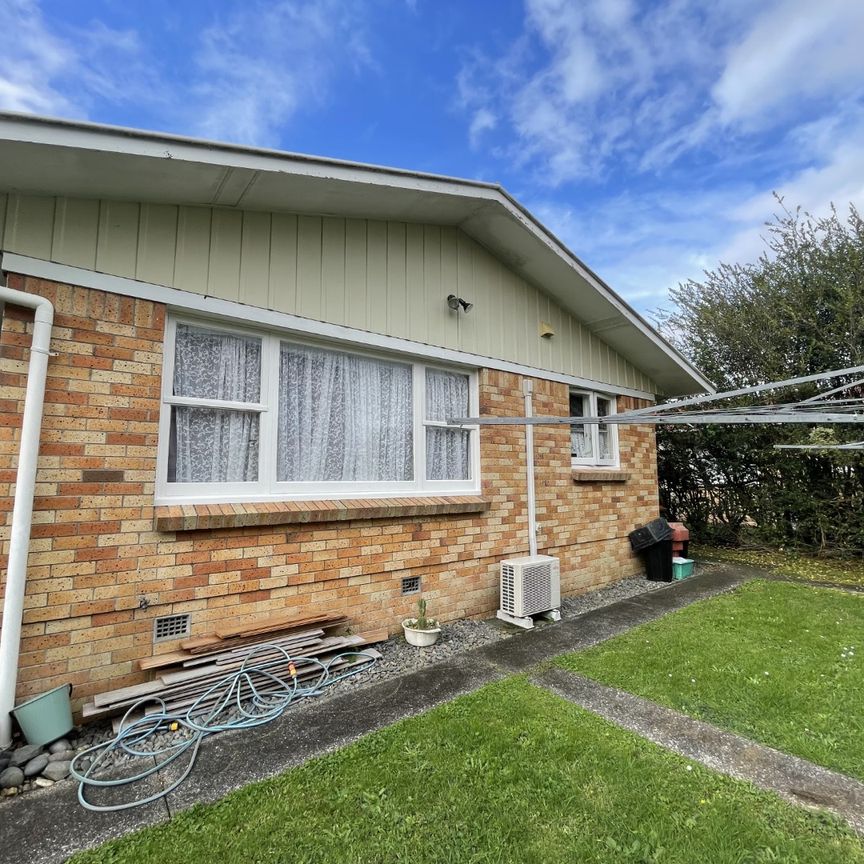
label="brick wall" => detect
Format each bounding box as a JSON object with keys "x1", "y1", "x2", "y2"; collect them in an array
[{"x1": 0, "y1": 275, "x2": 659, "y2": 711}]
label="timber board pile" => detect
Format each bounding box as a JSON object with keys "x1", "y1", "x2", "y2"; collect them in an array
[{"x1": 83, "y1": 611, "x2": 387, "y2": 724}]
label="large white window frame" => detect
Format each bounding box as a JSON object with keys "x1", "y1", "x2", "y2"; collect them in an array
[
  {"x1": 156, "y1": 315, "x2": 481, "y2": 504},
  {"x1": 569, "y1": 389, "x2": 619, "y2": 468}
]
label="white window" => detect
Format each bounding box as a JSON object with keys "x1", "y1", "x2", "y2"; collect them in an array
[
  {"x1": 570, "y1": 390, "x2": 618, "y2": 467},
  {"x1": 157, "y1": 317, "x2": 480, "y2": 503}
]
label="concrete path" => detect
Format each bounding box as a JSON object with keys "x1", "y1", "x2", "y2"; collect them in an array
[
  {"x1": 0, "y1": 563, "x2": 759, "y2": 864},
  {"x1": 535, "y1": 667, "x2": 864, "y2": 833}
]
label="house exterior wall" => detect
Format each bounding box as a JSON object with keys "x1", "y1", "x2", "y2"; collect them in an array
[
  {"x1": 0, "y1": 274, "x2": 659, "y2": 712},
  {"x1": 0, "y1": 193, "x2": 656, "y2": 394}
]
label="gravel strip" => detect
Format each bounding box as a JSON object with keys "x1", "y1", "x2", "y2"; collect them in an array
[{"x1": 4, "y1": 574, "x2": 662, "y2": 790}]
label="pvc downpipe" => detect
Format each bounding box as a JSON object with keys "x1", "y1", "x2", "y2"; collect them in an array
[
  {"x1": 523, "y1": 380, "x2": 538, "y2": 558},
  {"x1": 0, "y1": 284, "x2": 54, "y2": 748}
]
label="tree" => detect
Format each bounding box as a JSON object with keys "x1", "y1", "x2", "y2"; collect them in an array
[{"x1": 656, "y1": 202, "x2": 864, "y2": 552}]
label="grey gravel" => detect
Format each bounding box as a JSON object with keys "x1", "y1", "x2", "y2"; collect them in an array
[
  {"x1": 0, "y1": 766, "x2": 24, "y2": 788},
  {"x1": 560, "y1": 574, "x2": 662, "y2": 616},
  {"x1": 9, "y1": 744, "x2": 42, "y2": 768},
  {"x1": 22, "y1": 754, "x2": 49, "y2": 778}
]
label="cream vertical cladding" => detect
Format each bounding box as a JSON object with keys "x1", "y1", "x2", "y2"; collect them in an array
[
  {"x1": 239, "y1": 211, "x2": 271, "y2": 310},
  {"x1": 268, "y1": 213, "x2": 298, "y2": 314},
  {"x1": 51, "y1": 199, "x2": 99, "y2": 270},
  {"x1": 0, "y1": 194, "x2": 6, "y2": 250},
  {"x1": 96, "y1": 201, "x2": 140, "y2": 280},
  {"x1": 420, "y1": 225, "x2": 442, "y2": 347},
  {"x1": 365, "y1": 220, "x2": 388, "y2": 334},
  {"x1": 387, "y1": 222, "x2": 408, "y2": 339},
  {"x1": 174, "y1": 206, "x2": 213, "y2": 295},
  {"x1": 403, "y1": 223, "x2": 423, "y2": 343},
  {"x1": 435, "y1": 227, "x2": 459, "y2": 351},
  {"x1": 321, "y1": 217, "x2": 347, "y2": 326},
  {"x1": 296, "y1": 215, "x2": 323, "y2": 321},
  {"x1": 207, "y1": 209, "x2": 243, "y2": 302},
  {"x1": 136, "y1": 204, "x2": 178, "y2": 288},
  {"x1": 344, "y1": 219, "x2": 368, "y2": 329}
]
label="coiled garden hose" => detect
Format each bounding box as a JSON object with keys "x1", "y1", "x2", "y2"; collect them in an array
[{"x1": 69, "y1": 644, "x2": 378, "y2": 812}]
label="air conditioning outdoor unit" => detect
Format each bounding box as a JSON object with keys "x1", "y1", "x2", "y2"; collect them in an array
[{"x1": 497, "y1": 555, "x2": 561, "y2": 629}]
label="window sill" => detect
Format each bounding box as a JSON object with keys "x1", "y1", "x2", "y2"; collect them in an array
[
  {"x1": 154, "y1": 496, "x2": 490, "y2": 532},
  {"x1": 572, "y1": 469, "x2": 631, "y2": 483}
]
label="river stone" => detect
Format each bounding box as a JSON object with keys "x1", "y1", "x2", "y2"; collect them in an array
[
  {"x1": 0, "y1": 756, "x2": 9, "y2": 772},
  {"x1": 48, "y1": 738, "x2": 71, "y2": 754},
  {"x1": 9, "y1": 744, "x2": 42, "y2": 768},
  {"x1": 0, "y1": 766, "x2": 24, "y2": 788},
  {"x1": 23, "y1": 754, "x2": 49, "y2": 777},
  {"x1": 48, "y1": 750, "x2": 75, "y2": 762},
  {"x1": 34, "y1": 776, "x2": 54, "y2": 788},
  {"x1": 42, "y1": 760, "x2": 71, "y2": 782}
]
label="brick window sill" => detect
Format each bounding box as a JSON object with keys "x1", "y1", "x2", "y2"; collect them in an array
[
  {"x1": 154, "y1": 496, "x2": 490, "y2": 532},
  {"x1": 572, "y1": 469, "x2": 631, "y2": 483}
]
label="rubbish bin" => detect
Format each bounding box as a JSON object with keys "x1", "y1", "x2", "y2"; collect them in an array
[
  {"x1": 668, "y1": 521, "x2": 690, "y2": 558},
  {"x1": 628, "y1": 517, "x2": 673, "y2": 582}
]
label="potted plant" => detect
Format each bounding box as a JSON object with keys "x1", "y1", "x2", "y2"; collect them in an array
[{"x1": 402, "y1": 598, "x2": 441, "y2": 647}]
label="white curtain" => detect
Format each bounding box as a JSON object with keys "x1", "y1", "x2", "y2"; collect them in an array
[
  {"x1": 570, "y1": 393, "x2": 593, "y2": 459},
  {"x1": 171, "y1": 324, "x2": 261, "y2": 483},
  {"x1": 278, "y1": 343, "x2": 413, "y2": 482},
  {"x1": 426, "y1": 369, "x2": 470, "y2": 480}
]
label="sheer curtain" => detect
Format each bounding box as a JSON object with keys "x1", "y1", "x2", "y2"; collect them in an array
[
  {"x1": 171, "y1": 324, "x2": 261, "y2": 483},
  {"x1": 426, "y1": 369, "x2": 470, "y2": 480},
  {"x1": 569, "y1": 392, "x2": 593, "y2": 460},
  {"x1": 278, "y1": 343, "x2": 413, "y2": 482}
]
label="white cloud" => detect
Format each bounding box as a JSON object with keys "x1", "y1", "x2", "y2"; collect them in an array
[
  {"x1": 714, "y1": 0, "x2": 864, "y2": 128},
  {"x1": 189, "y1": 1, "x2": 374, "y2": 146},
  {"x1": 468, "y1": 108, "x2": 496, "y2": 148}
]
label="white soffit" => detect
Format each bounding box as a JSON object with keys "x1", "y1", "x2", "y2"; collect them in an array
[{"x1": 0, "y1": 111, "x2": 712, "y2": 396}]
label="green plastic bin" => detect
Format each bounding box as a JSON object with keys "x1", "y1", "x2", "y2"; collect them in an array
[
  {"x1": 11, "y1": 683, "x2": 73, "y2": 746},
  {"x1": 672, "y1": 557, "x2": 695, "y2": 580}
]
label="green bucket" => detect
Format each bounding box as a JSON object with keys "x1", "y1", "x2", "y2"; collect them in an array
[{"x1": 11, "y1": 684, "x2": 73, "y2": 747}]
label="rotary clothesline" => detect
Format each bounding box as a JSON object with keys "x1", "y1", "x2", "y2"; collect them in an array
[{"x1": 446, "y1": 363, "x2": 864, "y2": 450}]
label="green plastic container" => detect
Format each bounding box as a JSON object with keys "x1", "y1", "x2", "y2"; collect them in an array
[
  {"x1": 11, "y1": 683, "x2": 73, "y2": 746},
  {"x1": 672, "y1": 557, "x2": 695, "y2": 580}
]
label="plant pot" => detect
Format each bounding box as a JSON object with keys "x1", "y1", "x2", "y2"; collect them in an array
[{"x1": 402, "y1": 619, "x2": 441, "y2": 647}]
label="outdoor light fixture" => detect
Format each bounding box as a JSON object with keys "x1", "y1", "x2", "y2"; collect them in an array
[{"x1": 447, "y1": 294, "x2": 473, "y2": 313}]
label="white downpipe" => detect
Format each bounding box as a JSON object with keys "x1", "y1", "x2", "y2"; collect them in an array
[
  {"x1": 523, "y1": 380, "x2": 538, "y2": 558},
  {"x1": 0, "y1": 284, "x2": 54, "y2": 748}
]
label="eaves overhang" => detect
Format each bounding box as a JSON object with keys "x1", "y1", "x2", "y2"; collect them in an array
[{"x1": 0, "y1": 111, "x2": 712, "y2": 396}]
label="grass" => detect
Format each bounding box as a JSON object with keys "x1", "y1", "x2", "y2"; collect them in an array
[
  {"x1": 694, "y1": 544, "x2": 864, "y2": 587},
  {"x1": 71, "y1": 677, "x2": 864, "y2": 864},
  {"x1": 559, "y1": 580, "x2": 864, "y2": 782}
]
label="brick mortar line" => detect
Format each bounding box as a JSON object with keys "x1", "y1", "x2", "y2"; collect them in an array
[{"x1": 533, "y1": 666, "x2": 864, "y2": 833}]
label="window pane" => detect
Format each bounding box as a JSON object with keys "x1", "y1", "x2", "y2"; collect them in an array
[
  {"x1": 277, "y1": 343, "x2": 413, "y2": 482},
  {"x1": 426, "y1": 370, "x2": 470, "y2": 480},
  {"x1": 169, "y1": 407, "x2": 259, "y2": 482},
  {"x1": 174, "y1": 324, "x2": 261, "y2": 403},
  {"x1": 570, "y1": 392, "x2": 593, "y2": 459},
  {"x1": 597, "y1": 397, "x2": 614, "y2": 461}
]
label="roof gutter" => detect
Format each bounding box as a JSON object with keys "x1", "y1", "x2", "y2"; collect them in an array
[{"x1": 0, "y1": 280, "x2": 53, "y2": 748}]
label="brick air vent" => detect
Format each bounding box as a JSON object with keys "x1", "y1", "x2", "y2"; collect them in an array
[
  {"x1": 401, "y1": 576, "x2": 421, "y2": 595},
  {"x1": 153, "y1": 613, "x2": 191, "y2": 643}
]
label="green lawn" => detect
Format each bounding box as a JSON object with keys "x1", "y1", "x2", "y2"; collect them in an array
[
  {"x1": 694, "y1": 544, "x2": 864, "y2": 587},
  {"x1": 72, "y1": 678, "x2": 863, "y2": 864},
  {"x1": 559, "y1": 580, "x2": 864, "y2": 782}
]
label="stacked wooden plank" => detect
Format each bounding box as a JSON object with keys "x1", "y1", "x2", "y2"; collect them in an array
[{"x1": 82, "y1": 611, "x2": 388, "y2": 724}]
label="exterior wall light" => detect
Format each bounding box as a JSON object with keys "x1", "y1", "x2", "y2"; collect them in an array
[{"x1": 447, "y1": 294, "x2": 473, "y2": 313}]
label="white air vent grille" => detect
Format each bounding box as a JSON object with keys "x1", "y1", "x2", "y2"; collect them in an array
[
  {"x1": 499, "y1": 556, "x2": 560, "y2": 618},
  {"x1": 153, "y1": 613, "x2": 191, "y2": 643}
]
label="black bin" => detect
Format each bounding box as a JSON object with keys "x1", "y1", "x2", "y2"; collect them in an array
[{"x1": 628, "y1": 518, "x2": 673, "y2": 582}]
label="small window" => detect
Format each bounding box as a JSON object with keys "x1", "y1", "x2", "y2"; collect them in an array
[{"x1": 570, "y1": 390, "x2": 618, "y2": 467}]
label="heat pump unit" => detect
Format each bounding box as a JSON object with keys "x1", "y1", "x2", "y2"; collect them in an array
[{"x1": 497, "y1": 555, "x2": 561, "y2": 629}]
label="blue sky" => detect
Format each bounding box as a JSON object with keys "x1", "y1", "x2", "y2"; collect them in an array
[{"x1": 2, "y1": 0, "x2": 864, "y2": 317}]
